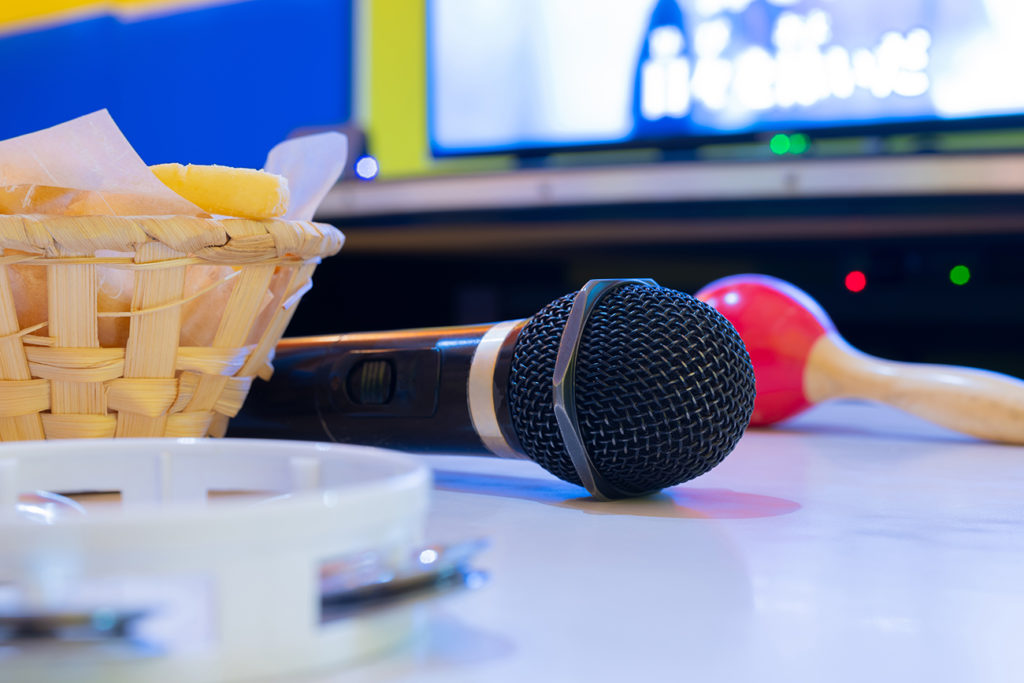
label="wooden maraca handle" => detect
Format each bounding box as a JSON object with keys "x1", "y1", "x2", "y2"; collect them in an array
[{"x1": 805, "y1": 332, "x2": 1024, "y2": 443}]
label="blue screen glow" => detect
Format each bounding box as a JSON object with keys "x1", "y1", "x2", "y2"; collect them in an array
[{"x1": 428, "y1": 0, "x2": 1024, "y2": 155}]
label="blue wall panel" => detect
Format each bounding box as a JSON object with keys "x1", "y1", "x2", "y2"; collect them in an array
[{"x1": 0, "y1": 0, "x2": 353, "y2": 169}]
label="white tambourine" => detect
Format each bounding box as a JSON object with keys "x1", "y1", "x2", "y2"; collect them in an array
[{"x1": 0, "y1": 438, "x2": 441, "y2": 682}]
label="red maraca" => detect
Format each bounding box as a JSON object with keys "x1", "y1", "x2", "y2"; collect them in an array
[{"x1": 696, "y1": 273, "x2": 1024, "y2": 443}]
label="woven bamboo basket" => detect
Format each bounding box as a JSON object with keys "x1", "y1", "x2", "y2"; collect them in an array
[{"x1": 0, "y1": 214, "x2": 343, "y2": 441}]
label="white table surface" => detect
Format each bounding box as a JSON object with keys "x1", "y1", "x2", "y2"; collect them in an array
[{"x1": 309, "y1": 401, "x2": 1024, "y2": 683}]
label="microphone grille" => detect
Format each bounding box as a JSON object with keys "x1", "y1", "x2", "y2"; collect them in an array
[{"x1": 507, "y1": 283, "x2": 755, "y2": 495}]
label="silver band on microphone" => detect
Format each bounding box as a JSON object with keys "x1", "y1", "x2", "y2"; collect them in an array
[
  {"x1": 552, "y1": 278, "x2": 660, "y2": 500},
  {"x1": 468, "y1": 319, "x2": 528, "y2": 459}
]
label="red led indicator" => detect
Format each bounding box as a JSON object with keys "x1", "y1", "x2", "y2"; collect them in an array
[{"x1": 844, "y1": 270, "x2": 866, "y2": 293}]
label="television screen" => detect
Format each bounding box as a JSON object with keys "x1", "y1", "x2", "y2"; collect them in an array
[{"x1": 427, "y1": 0, "x2": 1024, "y2": 156}]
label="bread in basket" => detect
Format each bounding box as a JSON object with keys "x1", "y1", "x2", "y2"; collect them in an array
[{"x1": 0, "y1": 113, "x2": 345, "y2": 440}]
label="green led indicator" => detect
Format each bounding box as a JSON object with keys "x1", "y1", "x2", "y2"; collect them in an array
[
  {"x1": 950, "y1": 265, "x2": 971, "y2": 285},
  {"x1": 789, "y1": 133, "x2": 810, "y2": 154},
  {"x1": 769, "y1": 134, "x2": 791, "y2": 155}
]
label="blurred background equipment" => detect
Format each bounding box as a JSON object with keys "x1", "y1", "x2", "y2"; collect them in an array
[
  {"x1": 4, "y1": 0, "x2": 1024, "y2": 380},
  {"x1": 305, "y1": 0, "x2": 1024, "y2": 384},
  {"x1": 427, "y1": 0, "x2": 1024, "y2": 156}
]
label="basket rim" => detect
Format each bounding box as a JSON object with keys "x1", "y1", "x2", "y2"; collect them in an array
[{"x1": 0, "y1": 214, "x2": 345, "y2": 262}]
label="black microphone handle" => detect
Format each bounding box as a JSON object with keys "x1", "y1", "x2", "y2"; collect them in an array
[{"x1": 229, "y1": 321, "x2": 528, "y2": 455}]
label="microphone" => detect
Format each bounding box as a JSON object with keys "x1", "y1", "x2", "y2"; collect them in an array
[{"x1": 231, "y1": 279, "x2": 756, "y2": 499}]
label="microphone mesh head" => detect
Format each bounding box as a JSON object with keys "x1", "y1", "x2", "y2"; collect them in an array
[{"x1": 507, "y1": 283, "x2": 755, "y2": 495}]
